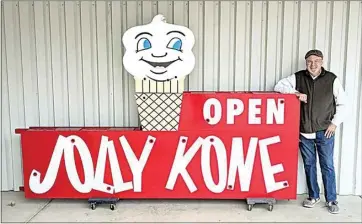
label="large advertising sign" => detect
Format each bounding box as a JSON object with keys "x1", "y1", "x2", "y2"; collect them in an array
[{"x1": 16, "y1": 92, "x2": 300, "y2": 200}]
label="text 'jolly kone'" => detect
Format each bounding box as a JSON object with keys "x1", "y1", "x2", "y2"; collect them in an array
[{"x1": 29, "y1": 97, "x2": 288, "y2": 195}]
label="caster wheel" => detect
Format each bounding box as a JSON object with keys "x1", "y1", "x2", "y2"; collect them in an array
[
  {"x1": 90, "y1": 203, "x2": 96, "y2": 210},
  {"x1": 247, "y1": 204, "x2": 253, "y2": 211},
  {"x1": 268, "y1": 204, "x2": 273, "y2": 211},
  {"x1": 110, "y1": 204, "x2": 115, "y2": 210}
]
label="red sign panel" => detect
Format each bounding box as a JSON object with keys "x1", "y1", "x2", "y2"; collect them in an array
[
  {"x1": 16, "y1": 92, "x2": 300, "y2": 200},
  {"x1": 179, "y1": 92, "x2": 294, "y2": 131}
]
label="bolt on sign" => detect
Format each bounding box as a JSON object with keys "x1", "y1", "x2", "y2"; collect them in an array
[{"x1": 15, "y1": 15, "x2": 300, "y2": 200}]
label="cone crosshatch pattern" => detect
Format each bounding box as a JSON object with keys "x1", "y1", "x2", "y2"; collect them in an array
[{"x1": 135, "y1": 93, "x2": 183, "y2": 131}]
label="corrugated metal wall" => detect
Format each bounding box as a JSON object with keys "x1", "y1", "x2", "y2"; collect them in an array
[{"x1": 1, "y1": 0, "x2": 361, "y2": 196}]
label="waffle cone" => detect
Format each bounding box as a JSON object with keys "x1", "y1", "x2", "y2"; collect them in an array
[{"x1": 134, "y1": 77, "x2": 184, "y2": 131}]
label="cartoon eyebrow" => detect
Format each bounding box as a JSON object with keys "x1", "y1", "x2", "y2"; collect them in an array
[
  {"x1": 135, "y1": 32, "x2": 153, "y2": 39},
  {"x1": 167, "y1": 30, "x2": 185, "y2": 36}
]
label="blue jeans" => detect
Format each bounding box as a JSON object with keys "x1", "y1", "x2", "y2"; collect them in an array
[{"x1": 299, "y1": 130, "x2": 337, "y2": 202}]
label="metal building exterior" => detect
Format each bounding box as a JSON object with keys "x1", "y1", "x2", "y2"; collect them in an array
[{"x1": 1, "y1": 1, "x2": 361, "y2": 196}]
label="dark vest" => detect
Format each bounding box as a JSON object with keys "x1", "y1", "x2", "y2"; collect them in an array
[{"x1": 295, "y1": 68, "x2": 336, "y2": 133}]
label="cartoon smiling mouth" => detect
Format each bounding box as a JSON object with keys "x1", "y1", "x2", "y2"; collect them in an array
[{"x1": 140, "y1": 57, "x2": 182, "y2": 74}]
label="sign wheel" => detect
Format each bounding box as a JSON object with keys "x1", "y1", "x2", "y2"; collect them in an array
[
  {"x1": 90, "y1": 203, "x2": 96, "y2": 210},
  {"x1": 247, "y1": 204, "x2": 253, "y2": 211}
]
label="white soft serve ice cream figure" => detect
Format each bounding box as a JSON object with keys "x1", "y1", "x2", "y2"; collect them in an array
[
  {"x1": 122, "y1": 14, "x2": 195, "y2": 82},
  {"x1": 122, "y1": 15, "x2": 196, "y2": 131}
]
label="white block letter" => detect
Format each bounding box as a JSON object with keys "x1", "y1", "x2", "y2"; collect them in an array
[
  {"x1": 29, "y1": 135, "x2": 68, "y2": 194},
  {"x1": 267, "y1": 98, "x2": 285, "y2": 124},
  {"x1": 203, "y1": 98, "x2": 222, "y2": 125},
  {"x1": 166, "y1": 136, "x2": 204, "y2": 193},
  {"x1": 259, "y1": 136, "x2": 288, "y2": 193},
  {"x1": 201, "y1": 136, "x2": 227, "y2": 193},
  {"x1": 249, "y1": 99, "x2": 262, "y2": 124},
  {"x1": 227, "y1": 137, "x2": 258, "y2": 191},
  {"x1": 63, "y1": 135, "x2": 95, "y2": 193},
  {"x1": 94, "y1": 136, "x2": 133, "y2": 193},
  {"x1": 119, "y1": 135, "x2": 155, "y2": 192},
  {"x1": 227, "y1": 99, "x2": 244, "y2": 124}
]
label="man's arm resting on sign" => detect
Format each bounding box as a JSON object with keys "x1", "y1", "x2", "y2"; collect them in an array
[{"x1": 274, "y1": 74, "x2": 307, "y2": 103}]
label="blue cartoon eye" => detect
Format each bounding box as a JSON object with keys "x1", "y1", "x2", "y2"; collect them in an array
[
  {"x1": 137, "y1": 38, "x2": 152, "y2": 52},
  {"x1": 167, "y1": 38, "x2": 182, "y2": 51}
]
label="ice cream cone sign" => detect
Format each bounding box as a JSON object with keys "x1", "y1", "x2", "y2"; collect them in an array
[{"x1": 122, "y1": 14, "x2": 196, "y2": 131}]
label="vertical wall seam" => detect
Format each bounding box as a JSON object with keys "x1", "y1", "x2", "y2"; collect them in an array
[
  {"x1": 120, "y1": 1, "x2": 125, "y2": 125},
  {"x1": 32, "y1": 1, "x2": 40, "y2": 126},
  {"x1": 217, "y1": 1, "x2": 221, "y2": 91},
  {"x1": 337, "y1": 0, "x2": 348, "y2": 192},
  {"x1": 273, "y1": 1, "x2": 280, "y2": 83},
  {"x1": 90, "y1": 1, "x2": 96, "y2": 125},
  {"x1": 79, "y1": 1, "x2": 85, "y2": 126},
  {"x1": 339, "y1": 0, "x2": 350, "y2": 193},
  {"x1": 295, "y1": 0, "x2": 301, "y2": 71},
  {"x1": 43, "y1": 1, "x2": 48, "y2": 125},
  {"x1": 110, "y1": 1, "x2": 116, "y2": 127},
  {"x1": 232, "y1": 0, "x2": 237, "y2": 91},
  {"x1": 17, "y1": 1, "x2": 26, "y2": 127},
  {"x1": 186, "y1": 1, "x2": 190, "y2": 90},
  {"x1": 1, "y1": 0, "x2": 2, "y2": 136},
  {"x1": 155, "y1": 0, "x2": 158, "y2": 14},
  {"x1": 126, "y1": 2, "x2": 132, "y2": 125},
  {"x1": 45, "y1": 1, "x2": 54, "y2": 126},
  {"x1": 123, "y1": 2, "x2": 129, "y2": 125},
  {"x1": 122, "y1": 1, "x2": 127, "y2": 125},
  {"x1": 95, "y1": 1, "x2": 100, "y2": 126},
  {"x1": 263, "y1": 1, "x2": 269, "y2": 91},
  {"x1": 312, "y1": 0, "x2": 317, "y2": 48},
  {"x1": 201, "y1": 1, "x2": 205, "y2": 91},
  {"x1": 74, "y1": 1, "x2": 79, "y2": 125},
  {"x1": 244, "y1": 1, "x2": 248, "y2": 89},
  {"x1": 48, "y1": 1, "x2": 55, "y2": 126},
  {"x1": 106, "y1": 1, "x2": 110, "y2": 125},
  {"x1": 357, "y1": 11, "x2": 362, "y2": 193},
  {"x1": 352, "y1": 2, "x2": 362, "y2": 194},
  {"x1": 110, "y1": 1, "x2": 113, "y2": 125},
  {"x1": 1, "y1": 0, "x2": 4, "y2": 189},
  {"x1": 279, "y1": 1, "x2": 285, "y2": 81},
  {"x1": 248, "y1": 1, "x2": 253, "y2": 91},
  {"x1": 293, "y1": 1, "x2": 297, "y2": 72},
  {"x1": 8, "y1": 1, "x2": 17, "y2": 188},
  {"x1": 259, "y1": 1, "x2": 263, "y2": 90},
  {"x1": 1, "y1": 2, "x2": 2, "y2": 147},
  {"x1": 327, "y1": 0, "x2": 334, "y2": 70},
  {"x1": 63, "y1": 1, "x2": 70, "y2": 126}
]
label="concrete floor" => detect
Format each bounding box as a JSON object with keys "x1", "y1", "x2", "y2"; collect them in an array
[{"x1": 1, "y1": 192, "x2": 361, "y2": 223}]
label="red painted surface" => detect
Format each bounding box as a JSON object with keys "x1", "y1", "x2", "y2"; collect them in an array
[
  {"x1": 16, "y1": 92, "x2": 300, "y2": 200},
  {"x1": 179, "y1": 91, "x2": 296, "y2": 131}
]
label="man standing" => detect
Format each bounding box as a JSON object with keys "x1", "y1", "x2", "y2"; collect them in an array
[{"x1": 274, "y1": 49, "x2": 347, "y2": 214}]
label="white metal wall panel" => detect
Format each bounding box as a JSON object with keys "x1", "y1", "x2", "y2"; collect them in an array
[{"x1": 1, "y1": 1, "x2": 361, "y2": 195}]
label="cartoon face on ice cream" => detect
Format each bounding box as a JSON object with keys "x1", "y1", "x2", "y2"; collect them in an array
[{"x1": 122, "y1": 15, "x2": 195, "y2": 82}]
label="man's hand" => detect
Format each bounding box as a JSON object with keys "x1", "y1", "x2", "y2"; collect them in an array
[
  {"x1": 325, "y1": 123, "x2": 337, "y2": 138},
  {"x1": 295, "y1": 92, "x2": 307, "y2": 103}
]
